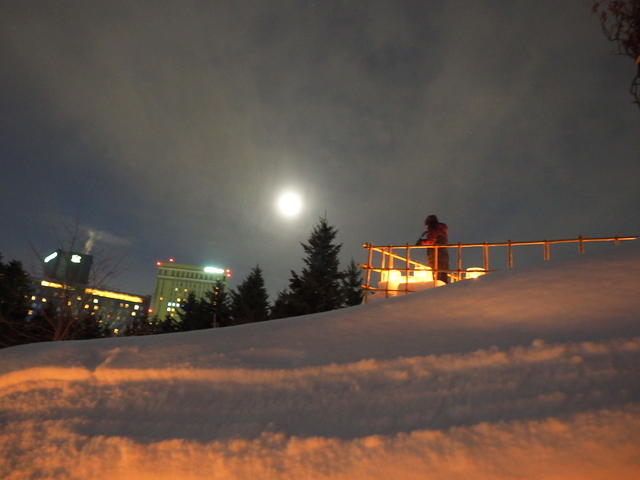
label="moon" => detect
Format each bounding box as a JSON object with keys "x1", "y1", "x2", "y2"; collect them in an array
[{"x1": 277, "y1": 192, "x2": 303, "y2": 218}]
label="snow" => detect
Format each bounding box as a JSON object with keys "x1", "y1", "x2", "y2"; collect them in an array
[{"x1": 1, "y1": 243, "x2": 639, "y2": 479}]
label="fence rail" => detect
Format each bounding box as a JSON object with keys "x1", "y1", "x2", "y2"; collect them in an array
[{"x1": 360, "y1": 235, "x2": 638, "y2": 303}]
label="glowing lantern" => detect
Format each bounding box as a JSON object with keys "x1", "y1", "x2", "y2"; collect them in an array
[{"x1": 466, "y1": 267, "x2": 486, "y2": 280}]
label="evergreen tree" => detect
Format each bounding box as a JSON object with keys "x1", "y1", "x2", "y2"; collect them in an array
[
  {"x1": 230, "y1": 265, "x2": 270, "y2": 324},
  {"x1": 0, "y1": 255, "x2": 32, "y2": 319},
  {"x1": 270, "y1": 289, "x2": 293, "y2": 320},
  {"x1": 123, "y1": 313, "x2": 158, "y2": 336},
  {"x1": 176, "y1": 291, "x2": 212, "y2": 330},
  {"x1": 203, "y1": 280, "x2": 232, "y2": 327},
  {"x1": 157, "y1": 313, "x2": 183, "y2": 333},
  {"x1": 0, "y1": 254, "x2": 34, "y2": 348},
  {"x1": 275, "y1": 217, "x2": 344, "y2": 318},
  {"x1": 341, "y1": 259, "x2": 364, "y2": 306}
]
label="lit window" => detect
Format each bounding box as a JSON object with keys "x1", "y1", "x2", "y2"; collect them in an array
[
  {"x1": 70, "y1": 254, "x2": 82, "y2": 263},
  {"x1": 93, "y1": 299, "x2": 99, "y2": 304},
  {"x1": 84, "y1": 304, "x2": 89, "y2": 309},
  {"x1": 76, "y1": 296, "x2": 82, "y2": 301},
  {"x1": 44, "y1": 251, "x2": 58, "y2": 263},
  {"x1": 93, "y1": 305, "x2": 99, "y2": 310},
  {"x1": 167, "y1": 307, "x2": 171, "y2": 311},
  {"x1": 28, "y1": 309, "x2": 34, "y2": 315},
  {"x1": 131, "y1": 312, "x2": 136, "y2": 316},
  {"x1": 113, "y1": 328, "x2": 120, "y2": 335},
  {"x1": 42, "y1": 298, "x2": 47, "y2": 302},
  {"x1": 134, "y1": 305, "x2": 139, "y2": 310},
  {"x1": 67, "y1": 301, "x2": 72, "y2": 306},
  {"x1": 125, "y1": 303, "x2": 129, "y2": 308},
  {"x1": 31, "y1": 296, "x2": 36, "y2": 301}
]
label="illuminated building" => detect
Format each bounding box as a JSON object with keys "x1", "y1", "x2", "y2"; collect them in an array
[
  {"x1": 43, "y1": 249, "x2": 93, "y2": 285},
  {"x1": 32, "y1": 280, "x2": 150, "y2": 331},
  {"x1": 150, "y1": 260, "x2": 231, "y2": 318}
]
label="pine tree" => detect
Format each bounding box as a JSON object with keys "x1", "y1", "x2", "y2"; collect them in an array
[
  {"x1": 275, "y1": 217, "x2": 344, "y2": 317},
  {"x1": 341, "y1": 259, "x2": 364, "y2": 306},
  {"x1": 123, "y1": 313, "x2": 158, "y2": 336},
  {"x1": 176, "y1": 291, "x2": 212, "y2": 330},
  {"x1": 203, "y1": 280, "x2": 232, "y2": 327},
  {"x1": 230, "y1": 265, "x2": 270, "y2": 324},
  {"x1": 158, "y1": 313, "x2": 182, "y2": 333},
  {"x1": 0, "y1": 254, "x2": 34, "y2": 348},
  {"x1": 270, "y1": 289, "x2": 293, "y2": 320}
]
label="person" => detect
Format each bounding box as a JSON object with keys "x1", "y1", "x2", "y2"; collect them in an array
[{"x1": 417, "y1": 214, "x2": 449, "y2": 283}]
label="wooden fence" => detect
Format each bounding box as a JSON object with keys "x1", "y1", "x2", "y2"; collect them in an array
[{"x1": 360, "y1": 235, "x2": 638, "y2": 302}]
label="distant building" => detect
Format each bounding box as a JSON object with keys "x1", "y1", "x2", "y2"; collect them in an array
[
  {"x1": 42, "y1": 249, "x2": 93, "y2": 285},
  {"x1": 150, "y1": 260, "x2": 231, "y2": 319},
  {"x1": 31, "y1": 248, "x2": 150, "y2": 333},
  {"x1": 31, "y1": 280, "x2": 150, "y2": 333}
]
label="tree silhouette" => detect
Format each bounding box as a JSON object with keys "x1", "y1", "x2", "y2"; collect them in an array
[
  {"x1": 204, "y1": 280, "x2": 232, "y2": 328},
  {"x1": 230, "y1": 265, "x2": 270, "y2": 324},
  {"x1": 593, "y1": 0, "x2": 640, "y2": 106},
  {"x1": 273, "y1": 218, "x2": 344, "y2": 318},
  {"x1": 341, "y1": 259, "x2": 364, "y2": 307}
]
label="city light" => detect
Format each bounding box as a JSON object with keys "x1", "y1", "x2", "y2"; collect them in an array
[
  {"x1": 43, "y1": 252, "x2": 58, "y2": 263},
  {"x1": 84, "y1": 288, "x2": 144, "y2": 303},
  {"x1": 204, "y1": 266, "x2": 224, "y2": 274},
  {"x1": 71, "y1": 254, "x2": 82, "y2": 263}
]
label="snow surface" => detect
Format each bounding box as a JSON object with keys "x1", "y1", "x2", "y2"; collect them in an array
[{"x1": 1, "y1": 243, "x2": 639, "y2": 479}]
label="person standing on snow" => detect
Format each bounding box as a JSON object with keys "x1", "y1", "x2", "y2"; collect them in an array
[{"x1": 417, "y1": 214, "x2": 450, "y2": 283}]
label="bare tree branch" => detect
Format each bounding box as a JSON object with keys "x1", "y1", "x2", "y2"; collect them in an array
[{"x1": 593, "y1": 0, "x2": 640, "y2": 107}]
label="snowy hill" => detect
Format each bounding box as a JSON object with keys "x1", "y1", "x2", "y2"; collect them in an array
[{"x1": 1, "y1": 244, "x2": 639, "y2": 479}]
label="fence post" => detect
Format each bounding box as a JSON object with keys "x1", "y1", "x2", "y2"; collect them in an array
[
  {"x1": 578, "y1": 234, "x2": 584, "y2": 254},
  {"x1": 364, "y1": 243, "x2": 373, "y2": 304},
  {"x1": 544, "y1": 240, "x2": 550, "y2": 261},
  {"x1": 381, "y1": 247, "x2": 389, "y2": 298},
  {"x1": 483, "y1": 243, "x2": 489, "y2": 273},
  {"x1": 507, "y1": 240, "x2": 513, "y2": 268},
  {"x1": 405, "y1": 244, "x2": 410, "y2": 294},
  {"x1": 433, "y1": 245, "x2": 439, "y2": 284}
]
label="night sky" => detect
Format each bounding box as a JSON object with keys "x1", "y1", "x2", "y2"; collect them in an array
[{"x1": 2, "y1": 0, "x2": 639, "y2": 297}]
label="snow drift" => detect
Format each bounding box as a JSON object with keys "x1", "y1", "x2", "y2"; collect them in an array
[{"x1": 1, "y1": 243, "x2": 639, "y2": 479}]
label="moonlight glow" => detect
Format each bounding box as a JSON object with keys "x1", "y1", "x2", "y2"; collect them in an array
[{"x1": 277, "y1": 192, "x2": 303, "y2": 217}]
